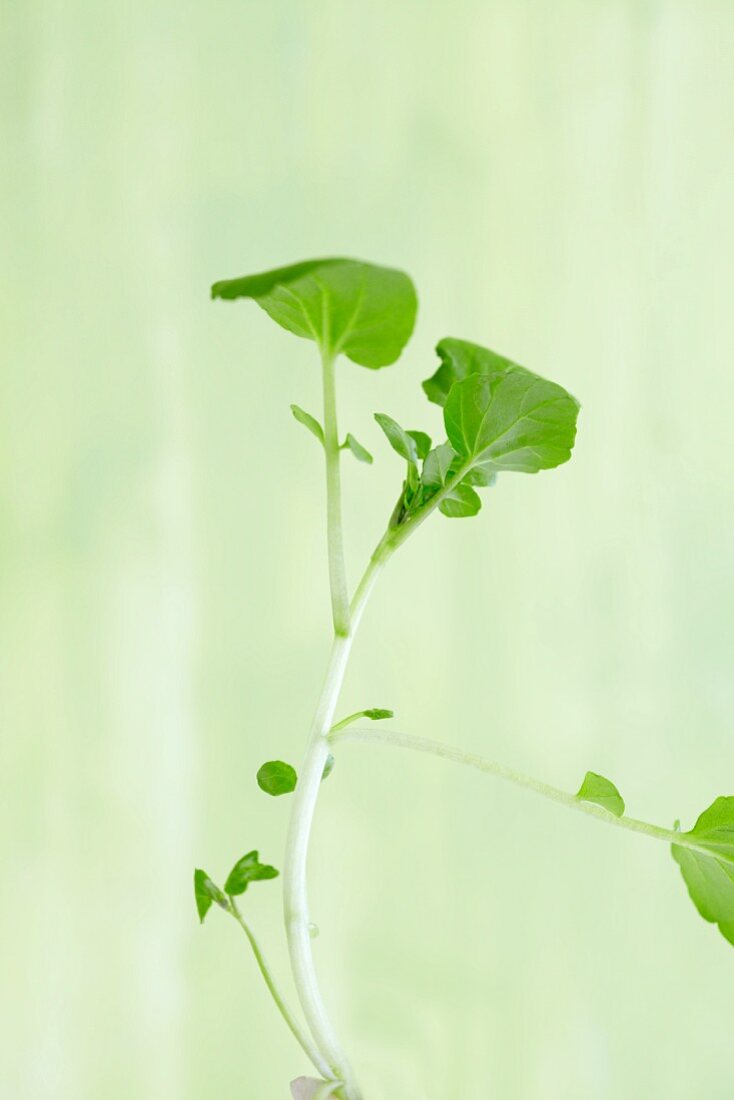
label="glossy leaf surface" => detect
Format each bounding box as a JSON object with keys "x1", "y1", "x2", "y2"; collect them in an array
[{"x1": 212, "y1": 258, "x2": 417, "y2": 368}]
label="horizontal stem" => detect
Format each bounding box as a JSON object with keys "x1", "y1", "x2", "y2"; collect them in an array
[
  {"x1": 228, "y1": 899, "x2": 332, "y2": 1079},
  {"x1": 330, "y1": 727, "x2": 703, "y2": 854}
]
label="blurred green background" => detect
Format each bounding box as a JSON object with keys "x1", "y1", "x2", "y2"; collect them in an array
[{"x1": 3, "y1": 2, "x2": 733, "y2": 1097}]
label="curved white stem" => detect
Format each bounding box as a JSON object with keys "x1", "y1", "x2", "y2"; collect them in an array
[
  {"x1": 282, "y1": 552, "x2": 388, "y2": 1098},
  {"x1": 283, "y1": 635, "x2": 357, "y2": 1089}
]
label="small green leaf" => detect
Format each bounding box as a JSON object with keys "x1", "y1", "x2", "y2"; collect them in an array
[
  {"x1": 374, "y1": 413, "x2": 420, "y2": 464},
  {"x1": 212, "y1": 258, "x2": 417, "y2": 369},
  {"x1": 420, "y1": 444, "x2": 482, "y2": 519},
  {"x1": 443, "y1": 341, "x2": 579, "y2": 476},
  {"x1": 291, "y1": 404, "x2": 324, "y2": 445},
  {"x1": 322, "y1": 754, "x2": 335, "y2": 780},
  {"x1": 194, "y1": 869, "x2": 228, "y2": 923},
  {"x1": 342, "y1": 433, "x2": 373, "y2": 464},
  {"x1": 576, "y1": 772, "x2": 625, "y2": 817},
  {"x1": 439, "y1": 483, "x2": 481, "y2": 519},
  {"x1": 224, "y1": 851, "x2": 279, "y2": 896},
  {"x1": 672, "y1": 796, "x2": 734, "y2": 946},
  {"x1": 257, "y1": 760, "x2": 298, "y2": 796},
  {"x1": 407, "y1": 430, "x2": 432, "y2": 460},
  {"x1": 422, "y1": 442, "x2": 456, "y2": 489}
]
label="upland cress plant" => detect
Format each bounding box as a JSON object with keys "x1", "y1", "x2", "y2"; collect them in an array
[{"x1": 195, "y1": 258, "x2": 734, "y2": 1100}]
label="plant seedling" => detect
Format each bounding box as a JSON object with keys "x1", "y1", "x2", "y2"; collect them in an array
[{"x1": 196, "y1": 257, "x2": 733, "y2": 1099}]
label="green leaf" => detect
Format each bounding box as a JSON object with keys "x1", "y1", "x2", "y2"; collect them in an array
[
  {"x1": 342, "y1": 433, "x2": 373, "y2": 464},
  {"x1": 224, "y1": 851, "x2": 280, "y2": 896},
  {"x1": 439, "y1": 483, "x2": 482, "y2": 519},
  {"x1": 422, "y1": 442, "x2": 456, "y2": 489},
  {"x1": 420, "y1": 443, "x2": 482, "y2": 518},
  {"x1": 407, "y1": 430, "x2": 432, "y2": 460},
  {"x1": 462, "y1": 462, "x2": 498, "y2": 488},
  {"x1": 322, "y1": 754, "x2": 335, "y2": 780},
  {"x1": 672, "y1": 797, "x2": 734, "y2": 946},
  {"x1": 291, "y1": 404, "x2": 324, "y2": 445},
  {"x1": 211, "y1": 258, "x2": 417, "y2": 369},
  {"x1": 443, "y1": 341, "x2": 579, "y2": 475},
  {"x1": 194, "y1": 869, "x2": 228, "y2": 923},
  {"x1": 576, "y1": 772, "x2": 625, "y2": 817},
  {"x1": 374, "y1": 413, "x2": 420, "y2": 464},
  {"x1": 257, "y1": 760, "x2": 298, "y2": 796},
  {"x1": 423, "y1": 337, "x2": 519, "y2": 406}
]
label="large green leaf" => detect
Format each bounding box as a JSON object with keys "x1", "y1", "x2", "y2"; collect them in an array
[
  {"x1": 672, "y1": 797, "x2": 734, "y2": 946},
  {"x1": 423, "y1": 337, "x2": 519, "y2": 406},
  {"x1": 442, "y1": 340, "x2": 579, "y2": 475},
  {"x1": 211, "y1": 258, "x2": 417, "y2": 368}
]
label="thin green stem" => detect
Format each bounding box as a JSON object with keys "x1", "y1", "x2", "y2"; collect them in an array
[
  {"x1": 321, "y1": 348, "x2": 350, "y2": 636},
  {"x1": 329, "y1": 727, "x2": 696, "y2": 852},
  {"x1": 329, "y1": 711, "x2": 368, "y2": 734},
  {"x1": 228, "y1": 898, "x2": 331, "y2": 1078}
]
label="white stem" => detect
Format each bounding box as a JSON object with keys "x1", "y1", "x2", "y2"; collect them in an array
[
  {"x1": 283, "y1": 635, "x2": 357, "y2": 1088},
  {"x1": 282, "y1": 553, "x2": 389, "y2": 1098}
]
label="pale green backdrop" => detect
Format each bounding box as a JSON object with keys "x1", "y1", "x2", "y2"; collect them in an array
[{"x1": 2, "y1": 2, "x2": 733, "y2": 1098}]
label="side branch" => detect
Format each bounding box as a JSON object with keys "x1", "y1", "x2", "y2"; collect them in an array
[
  {"x1": 227, "y1": 899, "x2": 332, "y2": 1078},
  {"x1": 329, "y1": 727, "x2": 695, "y2": 852}
]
